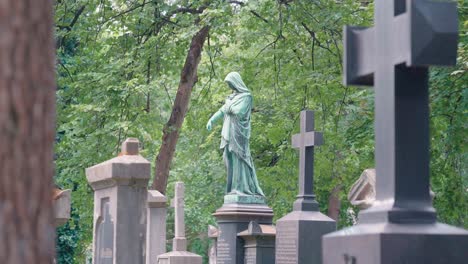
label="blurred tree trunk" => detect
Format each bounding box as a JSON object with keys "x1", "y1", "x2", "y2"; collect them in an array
[
  {"x1": 327, "y1": 184, "x2": 342, "y2": 221},
  {"x1": 153, "y1": 26, "x2": 210, "y2": 194},
  {"x1": 0, "y1": 0, "x2": 56, "y2": 263}
]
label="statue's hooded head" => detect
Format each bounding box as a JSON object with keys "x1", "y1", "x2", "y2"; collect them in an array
[{"x1": 224, "y1": 72, "x2": 250, "y2": 94}]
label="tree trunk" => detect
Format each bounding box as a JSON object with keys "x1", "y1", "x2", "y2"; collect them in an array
[
  {"x1": 153, "y1": 26, "x2": 210, "y2": 194},
  {"x1": 327, "y1": 184, "x2": 342, "y2": 221},
  {"x1": 0, "y1": 1, "x2": 56, "y2": 263}
]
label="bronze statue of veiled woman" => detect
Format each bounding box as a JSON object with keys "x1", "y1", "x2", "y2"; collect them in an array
[{"x1": 207, "y1": 72, "x2": 265, "y2": 203}]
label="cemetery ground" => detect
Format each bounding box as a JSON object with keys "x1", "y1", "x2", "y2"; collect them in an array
[{"x1": 0, "y1": 0, "x2": 467, "y2": 264}]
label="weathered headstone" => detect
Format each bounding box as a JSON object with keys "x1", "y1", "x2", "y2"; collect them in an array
[
  {"x1": 157, "y1": 182, "x2": 202, "y2": 264},
  {"x1": 86, "y1": 138, "x2": 150, "y2": 264},
  {"x1": 275, "y1": 110, "x2": 336, "y2": 264},
  {"x1": 54, "y1": 188, "x2": 71, "y2": 227},
  {"x1": 323, "y1": 1, "x2": 468, "y2": 263},
  {"x1": 348, "y1": 169, "x2": 435, "y2": 210},
  {"x1": 146, "y1": 190, "x2": 168, "y2": 264},
  {"x1": 208, "y1": 225, "x2": 219, "y2": 264},
  {"x1": 348, "y1": 169, "x2": 376, "y2": 210},
  {"x1": 238, "y1": 221, "x2": 276, "y2": 264}
]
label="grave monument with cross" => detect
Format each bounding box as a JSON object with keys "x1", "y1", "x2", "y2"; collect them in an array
[
  {"x1": 275, "y1": 110, "x2": 336, "y2": 264},
  {"x1": 157, "y1": 182, "x2": 202, "y2": 264},
  {"x1": 323, "y1": 0, "x2": 468, "y2": 263}
]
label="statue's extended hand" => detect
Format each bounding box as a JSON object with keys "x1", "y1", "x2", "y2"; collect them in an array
[{"x1": 206, "y1": 120, "x2": 212, "y2": 131}]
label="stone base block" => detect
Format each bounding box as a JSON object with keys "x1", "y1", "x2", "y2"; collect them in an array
[
  {"x1": 276, "y1": 210, "x2": 335, "y2": 264},
  {"x1": 157, "y1": 251, "x2": 202, "y2": 264},
  {"x1": 54, "y1": 189, "x2": 71, "y2": 227},
  {"x1": 323, "y1": 222, "x2": 468, "y2": 264},
  {"x1": 224, "y1": 194, "x2": 266, "y2": 204}
]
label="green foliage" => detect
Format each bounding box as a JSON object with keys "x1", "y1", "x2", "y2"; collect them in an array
[
  {"x1": 54, "y1": 0, "x2": 467, "y2": 263},
  {"x1": 56, "y1": 209, "x2": 84, "y2": 264}
]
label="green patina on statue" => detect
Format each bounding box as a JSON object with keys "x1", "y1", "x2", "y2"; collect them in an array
[{"x1": 207, "y1": 72, "x2": 265, "y2": 204}]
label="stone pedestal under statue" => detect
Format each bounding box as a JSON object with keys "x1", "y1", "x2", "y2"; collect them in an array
[{"x1": 213, "y1": 202, "x2": 274, "y2": 264}]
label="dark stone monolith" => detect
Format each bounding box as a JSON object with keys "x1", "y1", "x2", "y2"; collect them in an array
[{"x1": 323, "y1": 1, "x2": 468, "y2": 263}]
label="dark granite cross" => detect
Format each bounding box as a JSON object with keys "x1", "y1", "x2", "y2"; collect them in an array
[
  {"x1": 291, "y1": 110, "x2": 323, "y2": 211},
  {"x1": 345, "y1": 0, "x2": 458, "y2": 223}
]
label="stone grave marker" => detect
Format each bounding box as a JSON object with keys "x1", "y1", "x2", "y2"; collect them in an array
[
  {"x1": 208, "y1": 225, "x2": 219, "y2": 264},
  {"x1": 156, "y1": 182, "x2": 202, "y2": 264},
  {"x1": 348, "y1": 169, "x2": 435, "y2": 210},
  {"x1": 86, "y1": 138, "x2": 150, "y2": 264},
  {"x1": 238, "y1": 221, "x2": 276, "y2": 264},
  {"x1": 323, "y1": 1, "x2": 468, "y2": 263},
  {"x1": 348, "y1": 169, "x2": 376, "y2": 210},
  {"x1": 275, "y1": 110, "x2": 336, "y2": 264},
  {"x1": 146, "y1": 190, "x2": 168, "y2": 264},
  {"x1": 53, "y1": 188, "x2": 71, "y2": 227}
]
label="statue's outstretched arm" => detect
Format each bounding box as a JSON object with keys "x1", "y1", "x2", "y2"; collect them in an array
[{"x1": 206, "y1": 109, "x2": 224, "y2": 131}]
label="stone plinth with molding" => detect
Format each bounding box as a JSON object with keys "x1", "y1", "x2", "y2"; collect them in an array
[{"x1": 86, "y1": 138, "x2": 150, "y2": 264}]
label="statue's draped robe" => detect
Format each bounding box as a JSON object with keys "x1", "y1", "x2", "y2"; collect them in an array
[{"x1": 219, "y1": 72, "x2": 264, "y2": 196}]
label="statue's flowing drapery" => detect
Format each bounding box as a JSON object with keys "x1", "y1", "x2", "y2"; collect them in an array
[{"x1": 217, "y1": 72, "x2": 264, "y2": 196}]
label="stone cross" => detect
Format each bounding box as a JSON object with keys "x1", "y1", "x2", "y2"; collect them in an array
[
  {"x1": 323, "y1": 2, "x2": 467, "y2": 263},
  {"x1": 172, "y1": 182, "x2": 186, "y2": 251},
  {"x1": 344, "y1": 0, "x2": 458, "y2": 224},
  {"x1": 291, "y1": 110, "x2": 323, "y2": 211},
  {"x1": 275, "y1": 110, "x2": 335, "y2": 264},
  {"x1": 157, "y1": 182, "x2": 202, "y2": 264}
]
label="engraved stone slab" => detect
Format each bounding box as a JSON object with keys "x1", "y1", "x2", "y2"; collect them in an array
[
  {"x1": 157, "y1": 251, "x2": 202, "y2": 264},
  {"x1": 275, "y1": 221, "x2": 298, "y2": 264},
  {"x1": 96, "y1": 200, "x2": 114, "y2": 264},
  {"x1": 216, "y1": 224, "x2": 236, "y2": 264}
]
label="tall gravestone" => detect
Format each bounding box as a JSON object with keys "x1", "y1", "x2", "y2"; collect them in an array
[
  {"x1": 54, "y1": 188, "x2": 71, "y2": 227},
  {"x1": 146, "y1": 190, "x2": 168, "y2": 264},
  {"x1": 323, "y1": 1, "x2": 468, "y2": 263},
  {"x1": 157, "y1": 182, "x2": 202, "y2": 264},
  {"x1": 86, "y1": 138, "x2": 150, "y2": 264},
  {"x1": 208, "y1": 225, "x2": 219, "y2": 264},
  {"x1": 275, "y1": 111, "x2": 335, "y2": 264}
]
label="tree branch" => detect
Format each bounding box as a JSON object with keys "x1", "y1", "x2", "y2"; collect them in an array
[
  {"x1": 57, "y1": 5, "x2": 86, "y2": 32},
  {"x1": 153, "y1": 26, "x2": 210, "y2": 194},
  {"x1": 250, "y1": 10, "x2": 269, "y2": 23},
  {"x1": 301, "y1": 22, "x2": 338, "y2": 58}
]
